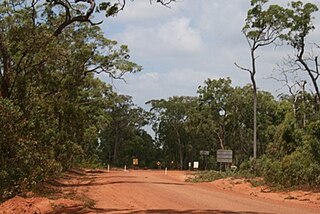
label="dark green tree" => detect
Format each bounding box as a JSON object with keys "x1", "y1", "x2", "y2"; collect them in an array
[
  {"x1": 147, "y1": 96, "x2": 197, "y2": 169},
  {"x1": 99, "y1": 93, "x2": 154, "y2": 167},
  {"x1": 0, "y1": 0, "x2": 141, "y2": 198}
]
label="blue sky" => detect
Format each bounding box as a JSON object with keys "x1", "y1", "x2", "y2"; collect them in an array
[{"x1": 98, "y1": 0, "x2": 320, "y2": 107}]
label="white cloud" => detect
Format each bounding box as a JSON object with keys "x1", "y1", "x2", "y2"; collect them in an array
[
  {"x1": 115, "y1": 17, "x2": 204, "y2": 58},
  {"x1": 109, "y1": 0, "x2": 182, "y2": 23},
  {"x1": 100, "y1": 0, "x2": 320, "y2": 108},
  {"x1": 110, "y1": 68, "x2": 218, "y2": 107},
  {"x1": 158, "y1": 17, "x2": 204, "y2": 54}
]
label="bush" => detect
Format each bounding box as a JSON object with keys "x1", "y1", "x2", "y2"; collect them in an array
[
  {"x1": 0, "y1": 99, "x2": 62, "y2": 199},
  {"x1": 186, "y1": 170, "x2": 234, "y2": 183},
  {"x1": 239, "y1": 145, "x2": 320, "y2": 187}
]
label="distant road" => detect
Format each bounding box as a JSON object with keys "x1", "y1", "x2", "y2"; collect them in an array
[{"x1": 81, "y1": 170, "x2": 319, "y2": 214}]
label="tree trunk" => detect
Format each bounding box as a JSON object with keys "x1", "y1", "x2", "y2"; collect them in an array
[
  {"x1": 251, "y1": 48, "x2": 257, "y2": 159},
  {"x1": 0, "y1": 33, "x2": 11, "y2": 98},
  {"x1": 177, "y1": 137, "x2": 183, "y2": 170},
  {"x1": 297, "y1": 45, "x2": 320, "y2": 108},
  {"x1": 113, "y1": 126, "x2": 118, "y2": 165},
  {"x1": 171, "y1": 122, "x2": 183, "y2": 170},
  {"x1": 253, "y1": 86, "x2": 257, "y2": 159}
]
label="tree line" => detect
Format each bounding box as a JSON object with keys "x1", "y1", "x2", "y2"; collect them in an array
[{"x1": 1, "y1": 0, "x2": 320, "y2": 200}]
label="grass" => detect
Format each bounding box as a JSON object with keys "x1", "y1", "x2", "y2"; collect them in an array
[
  {"x1": 186, "y1": 170, "x2": 236, "y2": 183},
  {"x1": 186, "y1": 170, "x2": 269, "y2": 189}
]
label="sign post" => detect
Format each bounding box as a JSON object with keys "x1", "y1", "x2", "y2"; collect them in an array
[
  {"x1": 133, "y1": 158, "x2": 139, "y2": 169},
  {"x1": 217, "y1": 149, "x2": 233, "y2": 171},
  {"x1": 193, "y1": 161, "x2": 199, "y2": 169},
  {"x1": 199, "y1": 150, "x2": 209, "y2": 170}
]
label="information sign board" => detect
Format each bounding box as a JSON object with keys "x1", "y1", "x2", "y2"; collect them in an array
[
  {"x1": 217, "y1": 150, "x2": 233, "y2": 163},
  {"x1": 199, "y1": 150, "x2": 210, "y2": 155}
]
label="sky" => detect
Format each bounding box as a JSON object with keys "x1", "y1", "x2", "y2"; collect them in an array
[{"x1": 98, "y1": 0, "x2": 320, "y2": 108}]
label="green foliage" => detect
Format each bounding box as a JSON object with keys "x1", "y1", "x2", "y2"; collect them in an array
[
  {"x1": 147, "y1": 96, "x2": 198, "y2": 169},
  {"x1": 1, "y1": 0, "x2": 320, "y2": 199},
  {"x1": 99, "y1": 94, "x2": 156, "y2": 168},
  {"x1": 282, "y1": 1, "x2": 318, "y2": 49},
  {"x1": 187, "y1": 170, "x2": 234, "y2": 183},
  {"x1": 238, "y1": 114, "x2": 320, "y2": 187},
  {"x1": 240, "y1": 146, "x2": 320, "y2": 187},
  {"x1": 267, "y1": 113, "x2": 302, "y2": 159},
  {"x1": 98, "y1": 2, "x2": 120, "y2": 17},
  {"x1": 0, "y1": 0, "x2": 141, "y2": 199},
  {"x1": 0, "y1": 99, "x2": 62, "y2": 198},
  {"x1": 244, "y1": 0, "x2": 288, "y2": 43}
]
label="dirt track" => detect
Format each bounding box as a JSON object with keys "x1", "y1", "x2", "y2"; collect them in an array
[
  {"x1": 1, "y1": 169, "x2": 320, "y2": 214},
  {"x1": 80, "y1": 170, "x2": 319, "y2": 214}
]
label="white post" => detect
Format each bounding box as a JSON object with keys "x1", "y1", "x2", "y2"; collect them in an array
[
  {"x1": 107, "y1": 164, "x2": 110, "y2": 172},
  {"x1": 165, "y1": 167, "x2": 167, "y2": 175},
  {"x1": 124, "y1": 165, "x2": 127, "y2": 172}
]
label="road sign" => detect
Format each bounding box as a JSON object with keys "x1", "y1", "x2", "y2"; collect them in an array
[
  {"x1": 193, "y1": 161, "x2": 199, "y2": 169},
  {"x1": 217, "y1": 149, "x2": 233, "y2": 163},
  {"x1": 199, "y1": 150, "x2": 210, "y2": 155},
  {"x1": 133, "y1": 158, "x2": 139, "y2": 166}
]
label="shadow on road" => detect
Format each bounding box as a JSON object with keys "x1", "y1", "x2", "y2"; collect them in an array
[
  {"x1": 48, "y1": 206, "x2": 272, "y2": 214},
  {"x1": 48, "y1": 179, "x2": 186, "y2": 188}
]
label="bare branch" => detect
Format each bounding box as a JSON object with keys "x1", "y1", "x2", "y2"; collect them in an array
[
  {"x1": 51, "y1": 0, "x2": 97, "y2": 36},
  {"x1": 31, "y1": 0, "x2": 39, "y2": 25},
  {"x1": 315, "y1": 56, "x2": 319, "y2": 80},
  {"x1": 84, "y1": 65, "x2": 127, "y2": 81},
  {"x1": 150, "y1": 0, "x2": 176, "y2": 8},
  {"x1": 234, "y1": 62, "x2": 253, "y2": 74}
]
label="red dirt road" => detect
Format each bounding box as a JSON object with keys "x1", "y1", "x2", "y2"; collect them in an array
[
  {"x1": 80, "y1": 170, "x2": 319, "y2": 214},
  {"x1": 1, "y1": 169, "x2": 320, "y2": 214}
]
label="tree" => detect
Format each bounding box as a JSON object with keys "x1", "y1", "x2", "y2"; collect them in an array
[
  {"x1": 42, "y1": 0, "x2": 177, "y2": 36},
  {"x1": 147, "y1": 96, "x2": 197, "y2": 169},
  {"x1": 197, "y1": 78, "x2": 276, "y2": 164},
  {"x1": 235, "y1": 0, "x2": 287, "y2": 158},
  {"x1": 0, "y1": 0, "x2": 141, "y2": 198},
  {"x1": 99, "y1": 93, "x2": 152, "y2": 166},
  {"x1": 281, "y1": 1, "x2": 319, "y2": 105},
  {"x1": 198, "y1": 78, "x2": 233, "y2": 150}
]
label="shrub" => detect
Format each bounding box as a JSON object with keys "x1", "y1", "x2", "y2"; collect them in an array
[{"x1": 0, "y1": 99, "x2": 62, "y2": 199}]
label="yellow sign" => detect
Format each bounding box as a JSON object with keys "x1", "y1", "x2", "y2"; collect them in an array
[
  {"x1": 157, "y1": 161, "x2": 161, "y2": 166},
  {"x1": 133, "y1": 158, "x2": 138, "y2": 166}
]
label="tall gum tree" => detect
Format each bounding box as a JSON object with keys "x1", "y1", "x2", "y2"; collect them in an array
[
  {"x1": 281, "y1": 2, "x2": 319, "y2": 107},
  {"x1": 147, "y1": 96, "x2": 196, "y2": 170},
  {"x1": 0, "y1": 0, "x2": 148, "y2": 197},
  {"x1": 235, "y1": 0, "x2": 288, "y2": 159},
  {"x1": 197, "y1": 78, "x2": 233, "y2": 150}
]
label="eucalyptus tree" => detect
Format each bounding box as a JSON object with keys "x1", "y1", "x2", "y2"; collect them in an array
[
  {"x1": 280, "y1": 2, "x2": 319, "y2": 106},
  {"x1": 226, "y1": 85, "x2": 254, "y2": 163},
  {"x1": 236, "y1": 0, "x2": 288, "y2": 158},
  {"x1": 0, "y1": 0, "x2": 142, "y2": 198},
  {"x1": 39, "y1": 0, "x2": 176, "y2": 37},
  {"x1": 0, "y1": 0, "x2": 177, "y2": 99},
  {"x1": 197, "y1": 78, "x2": 234, "y2": 150},
  {"x1": 196, "y1": 77, "x2": 279, "y2": 164},
  {"x1": 99, "y1": 93, "x2": 151, "y2": 166},
  {"x1": 147, "y1": 96, "x2": 197, "y2": 169}
]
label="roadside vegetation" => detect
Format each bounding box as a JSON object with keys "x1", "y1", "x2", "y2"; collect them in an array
[{"x1": 1, "y1": 0, "x2": 320, "y2": 201}]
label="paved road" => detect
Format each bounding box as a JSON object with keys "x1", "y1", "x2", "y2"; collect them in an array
[{"x1": 83, "y1": 170, "x2": 319, "y2": 214}]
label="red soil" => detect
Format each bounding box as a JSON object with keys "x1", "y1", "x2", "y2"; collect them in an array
[{"x1": 0, "y1": 169, "x2": 319, "y2": 213}]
